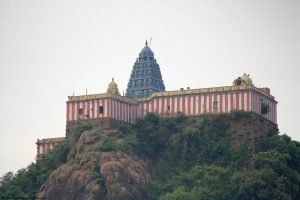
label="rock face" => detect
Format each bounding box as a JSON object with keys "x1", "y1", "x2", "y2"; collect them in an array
[{"x1": 37, "y1": 128, "x2": 151, "y2": 200}]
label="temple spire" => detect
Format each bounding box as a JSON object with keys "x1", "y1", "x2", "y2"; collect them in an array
[{"x1": 125, "y1": 42, "x2": 165, "y2": 98}]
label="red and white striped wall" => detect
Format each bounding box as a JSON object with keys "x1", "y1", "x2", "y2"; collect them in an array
[
  {"x1": 66, "y1": 98, "x2": 137, "y2": 124},
  {"x1": 251, "y1": 90, "x2": 277, "y2": 123},
  {"x1": 36, "y1": 138, "x2": 64, "y2": 159},
  {"x1": 66, "y1": 88, "x2": 277, "y2": 125},
  {"x1": 138, "y1": 89, "x2": 277, "y2": 124}
]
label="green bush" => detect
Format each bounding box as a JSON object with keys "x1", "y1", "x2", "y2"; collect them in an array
[
  {"x1": 135, "y1": 113, "x2": 163, "y2": 156},
  {"x1": 73, "y1": 121, "x2": 94, "y2": 141},
  {"x1": 98, "y1": 137, "x2": 118, "y2": 152},
  {"x1": 124, "y1": 133, "x2": 138, "y2": 147},
  {"x1": 0, "y1": 139, "x2": 69, "y2": 199}
]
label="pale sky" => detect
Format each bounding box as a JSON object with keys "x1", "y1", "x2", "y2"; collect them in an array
[{"x1": 0, "y1": 0, "x2": 299, "y2": 176}]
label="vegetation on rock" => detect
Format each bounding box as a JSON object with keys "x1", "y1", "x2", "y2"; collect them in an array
[
  {"x1": 0, "y1": 140, "x2": 69, "y2": 199},
  {"x1": 1, "y1": 112, "x2": 300, "y2": 200}
]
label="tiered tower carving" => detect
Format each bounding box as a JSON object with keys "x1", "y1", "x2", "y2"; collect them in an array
[{"x1": 126, "y1": 41, "x2": 165, "y2": 98}]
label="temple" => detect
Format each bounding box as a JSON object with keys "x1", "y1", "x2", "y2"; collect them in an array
[
  {"x1": 36, "y1": 137, "x2": 65, "y2": 159},
  {"x1": 36, "y1": 42, "x2": 277, "y2": 158}
]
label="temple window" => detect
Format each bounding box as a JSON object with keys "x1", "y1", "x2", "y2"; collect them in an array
[
  {"x1": 213, "y1": 101, "x2": 218, "y2": 112},
  {"x1": 99, "y1": 106, "x2": 104, "y2": 114},
  {"x1": 167, "y1": 105, "x2": 171, "y2": 111},
  {"x1": 78, "y1": 108, "x2": 83, "y2": 115}
]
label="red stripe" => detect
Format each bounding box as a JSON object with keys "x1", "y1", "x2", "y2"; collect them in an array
[
  {"x1": 108, "y1": 99, "x2": 111, "y2": 117},
  {"x1": 124, "y1": 103, "x2": 126, "y2": 121},
  {"x1": 220, "y1": 94, "x2": 223, "y2": 113},
  {"x1": 37, "y1": 145, "x2": 40, "y2": 158},
  {"x1": 114, "y1": 100, "x2": 117, "y2": 119},
  {"x1": 203, "y1": 95, "x2": 206, "y2": 113},
  {"x1": 92, "y1": 100, "x2": 95, "y2": 118},
  {"x1": 82, "y1": 101, "x2": 85, "y2": 119},
  {"x1": 101, "y1": 99, "x2": 103, "y2": 117},
  {"x1": 214, "y1": 94, "x2": 217, "y2": 112},
  {"x1": 146, "y1": 101, "x2": 149, "y2": 114},
  {"x1": 176, "y1": 97, "x2": 179, "y2": 113},
  {"x1": 133, "y1": 106, "x2": 135, "y2": 122},
  {"x1": 230, "y1": 93, "x2": 233, "y2": 112},
  {"x1": 151, "y1": 99, "x2": 154, "y2": 113},
  {"x1": 241, "y1": 91, "x2": 244, "y2": 111},
  {"x1": 225, "y1": 93, "x2": 228, "y2": 113},
  {"x1": 247, "y1": 91, "x2": 250, "y2": 111},
  {"x1": 187, "y1": 96, "x2": 191, "y2": 115},
  {"x1": 72, "y1": 102, "x2": 75, "y2": 121},
  {"x1": 208, "y1": 94, "x2": 211, "y2": 113},
  {"x1": 120, "y1": 101, "x2": 123, "y2": 120},
  {"x1": 131, "y1": 106, "x2": 134, "y2": 123},
  {"x1": 122, "y1": 103, "x2": 125, "y2": 121},
  {"x1": 236, "y1": 92, "x2": 239, "y2": 111},
  {"x1": 113, "y1": 100, "x2": 116, "y2": 119},
  {"x1": 87, "y1": 100, "x2": 90, "y2": 118},
  {"x1": 66, "y1": 103, "x2": 69, "y2": 121},
  {"x1": 123, "y1": 103, "x2": 125, "y2": 121},
  {"x1": 124, "y1": 103, "x2": 127, "y2": 121},
  {"x1": 117, "y1": 100, "x2": 120, "y2": 120},
  {"x1": 166, "y1": 97, "x2": 170, "y2": 113},
  {"x1": 182, "y1": 97, "x2": 185, "y2": 114},
  {"x1": 172, "y1": 97, "x2": 175, "y2": 113},
  {"x1": 128, "y1": 103, "x2": 130, "y2": 121},
  {"x1": 193, "y1": 95, "x2": 196, "y2": 115},
  {"x1": 162, "y1": 97, "x2": 165, "y2": 113}
]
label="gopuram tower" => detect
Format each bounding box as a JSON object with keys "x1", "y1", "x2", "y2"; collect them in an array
[{"x1": 126, "y1": 41, "x2": 165, "y2": 98}]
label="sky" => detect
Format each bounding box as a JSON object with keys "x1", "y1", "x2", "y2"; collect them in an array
[{"x1": 0, "y1": 0, "x2": 299, "y2": 176}]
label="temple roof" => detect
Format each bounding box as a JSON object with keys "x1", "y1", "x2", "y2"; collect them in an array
[
  {"x1": 139, "y1": 43, "x2": 154, "y2": 58},
  {"x1": 36, "y1": 137, "x2": 65, "y2": 144}
]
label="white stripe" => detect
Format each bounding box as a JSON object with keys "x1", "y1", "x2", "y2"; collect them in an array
[
  {"x1": 104, "y1": 99, "x2": 107, "y2": 117},
  {"x1": 217, "y1": 94, "x2": 220, "y2": 113},
  {"x1": 244, "y1": 92, "x2": 247, "y2": 111},
  {"x1": 201, "y1": 96, "x2": 204, "y2": 113},
  {"x1": 89, "y1": 101, "x2": 92, "y2": 118},
  {"x1": 222, "y1": 94, "x2": 225, "y2": 112},
  {"x1": 159, "y1": 98, "x2": 162, "y2": 113},
  {"x1": 84, "y1": 101, "x2": 87, "y2": 118},
  {"x1": 164, "y1": 97, "x2": 167, "y2": 113},
  {"x1": 185, "y1": 96, "x2": 189, "y2": 114},
  {"x1": 206, "y1": 95, "x2": 209, "y2": 113},
  {"x1": 190, "y1": 96, "x2": 194, "y2": 115},
  {"x1": 195, "y1": 96, "x2": 199, "y2": 114},
  {"x1": 169, "y1": 97, "x2": 172, "y2": 113}
]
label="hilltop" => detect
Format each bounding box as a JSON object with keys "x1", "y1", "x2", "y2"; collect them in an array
[{"x1": 1, "y1": 112, "x2": 300, "y2": 200}]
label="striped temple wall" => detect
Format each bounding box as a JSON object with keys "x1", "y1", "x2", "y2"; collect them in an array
[
  {"x1": 66, "y1": 85, "x2": 277, "y2": 125},
  {"x1": 36, "y1": 137, "x2": 65, "y2": 159},
  {"x1": 66, "y1": 98, "x2": 138, "y2": 124},
  {"x1": 138, "y1": 89, "x2": 276, "y2": 123}
]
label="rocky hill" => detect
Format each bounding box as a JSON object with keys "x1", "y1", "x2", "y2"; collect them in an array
[
  {"x1": 37, "y1": 128, "x2": 151, "y2": 200},
  {"x1": 1, "y1": 112, "x2": 300, "y2": 200}
]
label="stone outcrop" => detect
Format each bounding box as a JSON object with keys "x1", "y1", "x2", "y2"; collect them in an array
[{"x1": 37, "y1": 128, "x2": 151, "y2": 200}]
